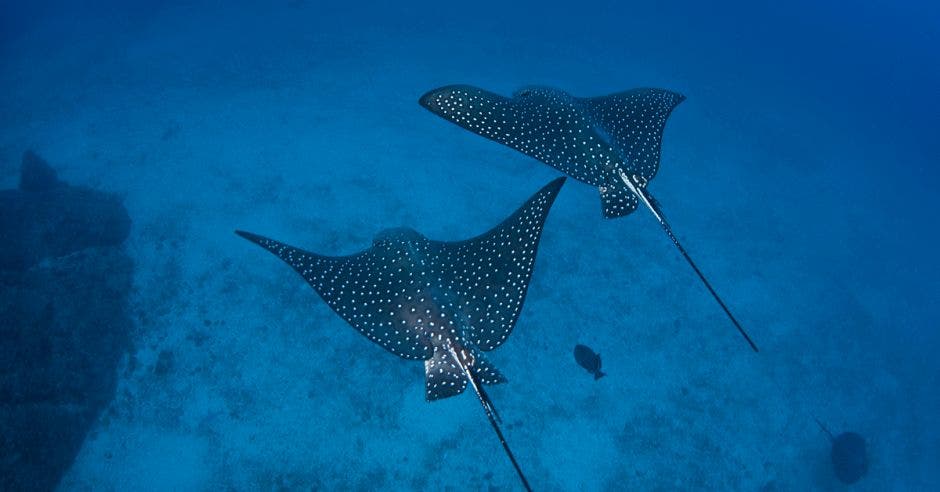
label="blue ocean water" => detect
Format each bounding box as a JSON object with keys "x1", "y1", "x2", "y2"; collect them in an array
[{"x1": 1, "y1": 1, "x2": 937, "y2": 490}]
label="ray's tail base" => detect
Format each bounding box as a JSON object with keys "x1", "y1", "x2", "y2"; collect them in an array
[
  {"x1": 472, "y1": 379, "x2": 532, "y2": 492},
  {"x1": 458, "y1": 355, "x2": 532, "y2": 492}
]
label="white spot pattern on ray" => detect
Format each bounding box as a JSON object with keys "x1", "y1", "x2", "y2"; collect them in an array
[
  {"x1": 236, "y1": 177, "x2": 564, "y2": 400},
  {"x1": 584, "y1": 89, "x2": 685, "y2": 180},
  {"x1": 420, "y1": 85, "x2": 684, "y2": 218},
  {"x1": 238, "y1": 230, "x2": 435, "y2": 360},
  {"x1": 431, "y1": 180, "x2": 561, "y2": 351},
  {"x1": 423, "y1": 340, "x2": 507, "y2": 401}
]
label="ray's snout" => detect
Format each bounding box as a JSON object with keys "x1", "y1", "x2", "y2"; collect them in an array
[
  {"x1": 418, "y1": 89, "x2": 437, "y2": 109},
  {"x1": 418, "y1": 89, "x2": 444, "y2": 111},
  {"x1": 418, "y1": 85, "x2": 464, "y2": 112}
]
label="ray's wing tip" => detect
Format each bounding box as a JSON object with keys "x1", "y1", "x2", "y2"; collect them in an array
[
  {"x1": 234, "y1": 229, "x2": 269, "y2": 247},
  {"x1": 663, "y1": 89, "x2": 687, "y2": 107},
  {"x1": 543, "y1": 176, "x2": 567, "y2": 196},
  {"x1": 418, "y1": 84, "x2": 478, "y2": 108}
]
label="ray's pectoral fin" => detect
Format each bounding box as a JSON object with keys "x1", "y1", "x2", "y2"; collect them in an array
[
  {"x1": 438, "y1": 177, "x2": 566, "y2": 351},
  {"x1": 583, "y1": 88, "x2": 685, "y2": 181},
  {"x1": 235, "y1": 229, "x2": 436, "y2": 360},
  {"x1": 424, "y1": 345, "x2": 505, "y2": 402}
]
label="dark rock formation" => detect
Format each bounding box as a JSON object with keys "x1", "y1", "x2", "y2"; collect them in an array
[
  {"x1": 0, "y1": 151, "x2": 130, "y2": 272},
  {"x1": 0, "y1": 151, "x2": 133, "y2": 492},
  {"x1": 19, "y1": 150, "x2": 62, "y2": 192}
]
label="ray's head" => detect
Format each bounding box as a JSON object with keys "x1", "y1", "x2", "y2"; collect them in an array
[{"x1": 419, "y1": 85, "x2": 475, "y2": 116}]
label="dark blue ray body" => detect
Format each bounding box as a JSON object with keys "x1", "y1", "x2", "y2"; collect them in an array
[
  {"x1": 236, "y1": 177, "x2": 564, "y2": 386},
  {"x1": 421, "y1": 85, "x2": 758, "y2": 352},
  {"x1": 420, "y1": 85, "x2": 684, "y2": 218},
  {"x1": 237, "y1": 178, "x2": 564, "y2": 491}
]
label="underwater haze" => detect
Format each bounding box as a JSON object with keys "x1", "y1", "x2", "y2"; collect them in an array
[{"x1": 1, "y1": 0, "x2": 938, "y2": 490}]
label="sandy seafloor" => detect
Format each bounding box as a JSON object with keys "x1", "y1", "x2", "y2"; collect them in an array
[{"x1": 2, "y1": 1, "x2": 938, "y2": 490}]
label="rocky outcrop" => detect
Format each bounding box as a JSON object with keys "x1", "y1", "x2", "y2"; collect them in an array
[
  {"x1": 0, "y1": 151, "x2": 133, "y2": 491},
  {"x1": 0, "y1": 151, "x2": 130, "y2": 272}
]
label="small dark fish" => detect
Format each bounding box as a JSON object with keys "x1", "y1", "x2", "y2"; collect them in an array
[{"x1": 574, "y1": 344, "x2": 605, "y2": 380}]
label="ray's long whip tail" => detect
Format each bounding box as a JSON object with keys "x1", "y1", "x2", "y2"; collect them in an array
[
  {"x1": 450, "y1": 347, "x2": 533, "y2": 491},
  {"x1": 618, "y1": 170, "x2": 760, "y2": 353}
]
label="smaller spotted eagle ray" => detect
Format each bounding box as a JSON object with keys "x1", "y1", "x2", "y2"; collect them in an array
[
  {"x1": 420, "y1": 85, "x2": 758, "y2": 352},
  {"x1": 236, "y1": 177, "x2": 566, "y2": 491}
]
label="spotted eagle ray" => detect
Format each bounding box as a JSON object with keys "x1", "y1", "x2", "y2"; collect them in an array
[
  {"x1": 420, "y1": 85, "x2": 758, "y2": 352},
  {"x1": 236, "y1": 177, "x2": 566, "y2": 491}
]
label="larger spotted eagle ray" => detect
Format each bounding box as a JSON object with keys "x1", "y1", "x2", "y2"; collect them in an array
[
  {"x1": 420, "y1": 85, "x2": 759, "y2": 352},
  {"x1": 236, "y1": 177, "x2": 566, "y2": 491}
]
